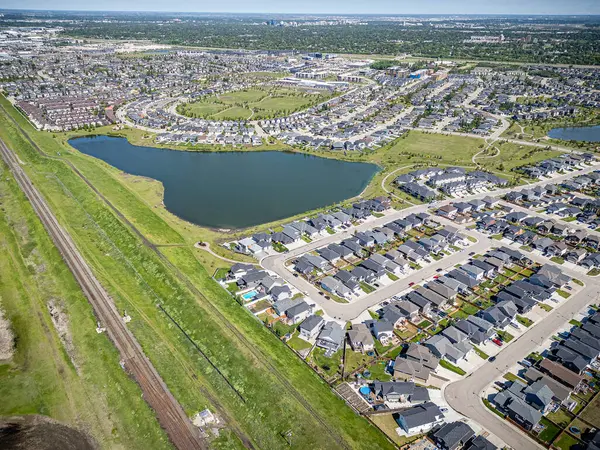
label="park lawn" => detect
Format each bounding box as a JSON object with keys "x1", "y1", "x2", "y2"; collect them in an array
[
  {"x1": 211, "y1": 106, "x2": 253, "y2": 120},
  {"x1": 252, "y1": 95, "x2": 319, "y2": 112},
  {"x1": 0, "y1": 160, "x2": 172, "y2": 449},
  {"x1": 0, "y1": 98, "x2": 395, "y2": 450},
  {"x1": 180, "y1": 102, "x2": 227, "y2": 117},
  {"x1": 219, "y1": 89, "x2": 267, "y2": 103},
  {"x1": 537, "y1": 417, "x2": 561, "y2": 443},
  {"x1": 480, "y1": 141, "x2": 562, "y2": 173}
]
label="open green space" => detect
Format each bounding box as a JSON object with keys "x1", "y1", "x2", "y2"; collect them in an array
[
  {"x1": 177, "y1": 87, "x2": 331, "y2": 121},
  {"x1": 0, "y1": 95, "x2": 394, "y2": 449},
  {"x1": 0, "y1": 156, "x2": 172, "y2": 449}
]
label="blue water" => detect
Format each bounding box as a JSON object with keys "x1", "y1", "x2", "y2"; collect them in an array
[
  {"x1": 547, "y1": 125, "x2": 600, "y2": 143},
  {"x1": 242, "y1": 291, "x2": 258, "y2": 301},
  {"x1": 68, "y1": 136, "x2": 378, "y2": 229}
]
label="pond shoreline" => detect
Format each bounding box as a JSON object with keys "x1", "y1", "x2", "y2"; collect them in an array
[
  {"x1": 68, "y1": 135, "x2": 379, "y2": 230},
  {"x1": 547, "y1": 124, "x2": 600, "y2": 143}
]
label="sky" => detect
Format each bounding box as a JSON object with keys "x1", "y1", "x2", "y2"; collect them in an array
[{"x1": 3, "y1": 0, "x2": 600, "y2": 15}]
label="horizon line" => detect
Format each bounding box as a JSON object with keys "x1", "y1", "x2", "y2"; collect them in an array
[{"x1": 2, "y1": 8, "x2": 600, "y2": 17}]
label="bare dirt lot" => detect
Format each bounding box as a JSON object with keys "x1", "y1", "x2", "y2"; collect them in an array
[{"x1": 0, "y1": 415, "x2": 96, "y2": 450}]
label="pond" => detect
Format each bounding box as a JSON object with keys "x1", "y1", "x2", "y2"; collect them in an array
[
  {"x1": 68, "y1": 136, "x2": 378, "y2": 229},
  {"x1": 547, "y1": 125, "x2": 600, "y2": 142}
]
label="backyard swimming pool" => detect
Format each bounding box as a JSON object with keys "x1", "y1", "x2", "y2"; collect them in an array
[{"x1": 242, "y1": 290, "x2": 258, "y2": 301}]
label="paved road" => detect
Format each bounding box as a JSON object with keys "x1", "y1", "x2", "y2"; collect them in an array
[
  {"x1": 445, "y1": 283, "x2": 599, "y2": 450},
  {"x1": 261, "y1": 163, "x2": 600, "y2": 318}
]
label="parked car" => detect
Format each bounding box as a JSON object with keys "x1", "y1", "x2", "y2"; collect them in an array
[
  {"x1": 492, "y1": 338, "x2": 503, "y2": 347},
  {"x1": 488, "y1": 356, "x2": 496, "y2": 362},
  {"x1": 408, "y1": 282, "x2": 415, "y2": 287}
]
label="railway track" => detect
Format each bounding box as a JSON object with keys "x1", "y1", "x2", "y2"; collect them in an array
[
  {"x1": 0, "y1": 137, "x2": 206, "y2": 450},
  {"x1": 0, "y1": 102, "x2": 350, "y2": 449}
]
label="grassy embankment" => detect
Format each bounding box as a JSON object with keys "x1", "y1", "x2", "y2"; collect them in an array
[
  {"x1": 0, "y1": 95, "x2": 394, "y2": 449},
  {"x1": 0, "y1": 156, "x2": 172, "y2": 449},
  {"x1": 501, "y1": 109, "x2": 600, "y2": 151}
]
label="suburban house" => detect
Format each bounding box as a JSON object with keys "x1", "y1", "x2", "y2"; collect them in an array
[
  {"x1": 393, "y1": 343, "x2": 439, "y2": 384},
  {"x1": 372, "y1": 381, "x2": 430, "y2": 404},
  {"x1": 425, "y1": 334, "x2": 473, "y2": 365},
  {"x1": 347, "y1": 323, "x2": 375, "y2": 353},
  {"x1": 522, "y1": 366, "x2": 575, "y2": 408},
  {"x1": 316, "y1": 322, "x2": 345, "y2": 354},
  {"x1": 493, "y1": 380, "x2": 543, "y2": 430},
  {"x1": 298, "y1": 314, "x2": 325, "y2": 340},
  {"x1": 431, "y1": 421, "x2": 476, "y2": 450},
  {"x1": 395, "y1": 402, "x2": 445, "y2": 435}
]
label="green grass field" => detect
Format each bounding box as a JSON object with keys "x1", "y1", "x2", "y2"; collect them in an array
[
  {"x1": 580, "y1": 393, "x2": 600, "y2": 428},
  {"x1": 0, "y1": 95, "x2": 394, "y2": 449},
  {"x1": 0, "y1": 157, "x2": 172, "y2": 449},
  {"x1": 177, "y1": 87, "x2": 330, "y2": 121}
]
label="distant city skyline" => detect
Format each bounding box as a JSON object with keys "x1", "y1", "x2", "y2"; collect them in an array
[{"x1": 3, "y1": 0, "x2": 600, "y2": 15}]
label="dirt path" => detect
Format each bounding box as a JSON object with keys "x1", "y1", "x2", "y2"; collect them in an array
[{"x1": 194, "y1": 242, "x2": 249, "y2": 264}]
